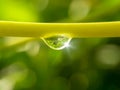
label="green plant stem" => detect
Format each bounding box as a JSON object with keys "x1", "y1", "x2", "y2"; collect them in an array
[{"x1": 0, "y1": 21, "x2": 120, "y2": 37}]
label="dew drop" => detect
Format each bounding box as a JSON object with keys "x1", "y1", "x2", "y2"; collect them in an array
[{"x1": 42, "y1": 35, "x2": 71, "y2": 50}]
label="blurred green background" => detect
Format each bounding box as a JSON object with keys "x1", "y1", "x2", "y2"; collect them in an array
[{"x1": 0, "y1": 0, "x2": 120, "y2": 90}]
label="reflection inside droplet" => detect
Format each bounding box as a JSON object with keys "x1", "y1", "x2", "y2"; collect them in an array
[{"x1": 42, "y1": 35, "x2": 71, "y2": 50}]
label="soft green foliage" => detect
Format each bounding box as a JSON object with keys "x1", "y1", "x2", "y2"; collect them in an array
[{"x1": 0, "y1": 0, "x2": 120, "y2": 90}]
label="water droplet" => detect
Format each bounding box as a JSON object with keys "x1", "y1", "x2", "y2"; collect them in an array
[{"x1": 42, "y1": 35, "x2": 71, "y2": 50}]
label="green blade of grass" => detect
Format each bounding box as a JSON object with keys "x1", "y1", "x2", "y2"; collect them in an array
[{"x1": 0, "y1": 21, "x2": 120, "y2": 37}]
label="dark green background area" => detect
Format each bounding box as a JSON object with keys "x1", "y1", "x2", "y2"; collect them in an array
[{"x1": 0, "y1": 0, "x2": 120, "y2": 90}]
